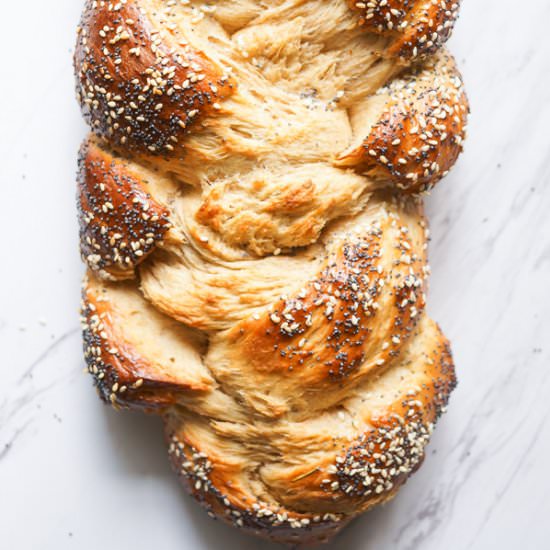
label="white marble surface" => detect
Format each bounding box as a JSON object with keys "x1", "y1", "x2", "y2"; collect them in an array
[{"x1": 1, "y1": 1, "x2": 549, "y2": 548}]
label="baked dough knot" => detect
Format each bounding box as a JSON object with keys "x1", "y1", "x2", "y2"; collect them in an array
[{"x1": 75, "y1": 0, "x2": 467, "y2": 544}]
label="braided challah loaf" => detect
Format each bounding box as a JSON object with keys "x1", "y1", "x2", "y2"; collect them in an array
[{"x1": 75, "y1": 0, "x2": 467, "y2": 544}]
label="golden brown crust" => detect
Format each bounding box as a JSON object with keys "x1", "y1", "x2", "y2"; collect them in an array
[
  {"x1": 226, "y1": 232, "x2": 423, "y2": 381},
  {"x1": 77, "y1": 138, "x2": 172, "y2": 280},
  {"x1": 165, "y1": 425, "x2": 346, "y2": 546},
  {"x1": 348, "y1": 0, "x2": 462, "y2": 60},
  {"x1": 273, "y1": 324, "x2": 456, "y2": 514},
  {"x1": 336, "y1": 52, "x2": 469, "y2": 192},
  {"x1": 81, "y1": 274, "x2": 212, "y2": 412},
  {"x1": 74, "y1": 0, "x2": 235, "y2": 155}
]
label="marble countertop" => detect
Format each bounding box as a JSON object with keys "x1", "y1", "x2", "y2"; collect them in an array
[{"x1": 1, "y1": 1, "x2": 549, "y2": 548}]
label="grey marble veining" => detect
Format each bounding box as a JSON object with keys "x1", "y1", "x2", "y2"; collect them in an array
[{"x1": 1, "y1": 1, "x2": 549, "y2": 548}]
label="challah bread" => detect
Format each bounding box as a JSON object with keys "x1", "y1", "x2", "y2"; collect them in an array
[{"x1": 75, "y1": 0, "x2": 467, "y2": 544}]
